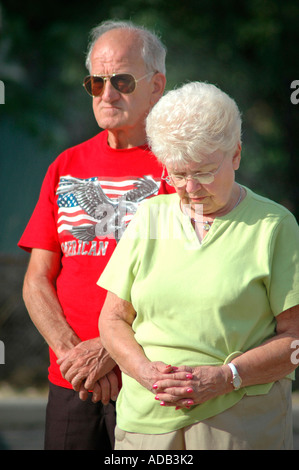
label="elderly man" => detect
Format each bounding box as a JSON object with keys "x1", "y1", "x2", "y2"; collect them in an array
[{"x1": 18, "y1": 20, "x2": 171, "y2": 450}]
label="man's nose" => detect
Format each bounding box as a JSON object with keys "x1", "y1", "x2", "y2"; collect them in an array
[{"x1": 100, "y1": 79, "x2": 119, "y2": 101}]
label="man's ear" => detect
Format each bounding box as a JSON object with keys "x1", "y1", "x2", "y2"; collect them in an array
[{"x1": 150, "y1": 72, "x2": 166, "y2": 107}]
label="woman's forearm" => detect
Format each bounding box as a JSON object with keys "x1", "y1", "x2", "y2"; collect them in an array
[
  {"x1": 231, "y1": 306, "x2": 299, "y2": 387},
  {"x1": 230, "y1": 333, "x2": 298, "y2": 388},
  {"x1": 99, "y1": 292, "x2": 182, "y2": 392},
  {"x1": 103, "y1": 319, "x2": 149, "y2": 379},
  {"x1": 99, "y1": 293, "x2": 150, "y2": 381}
]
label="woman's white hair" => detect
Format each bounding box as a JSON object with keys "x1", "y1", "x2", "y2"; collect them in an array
[
  {"x1": 85, "y1": 20, "x2": 166, "y2": 75},
  {"x1": 146, "y1": 81, "x2": 242, "y2": 166}
]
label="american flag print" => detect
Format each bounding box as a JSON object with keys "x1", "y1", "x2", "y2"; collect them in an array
[{"x1": 56, "y1": 175, "x2": 160, "y2": 243}]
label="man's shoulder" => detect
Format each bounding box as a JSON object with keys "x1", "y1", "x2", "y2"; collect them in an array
[
  {"x1": 47, "y1": 132, "x2": 106, "y2": 174},
  {"x1": 59, "y1": 131, "x2": 105, "y2": 158}
]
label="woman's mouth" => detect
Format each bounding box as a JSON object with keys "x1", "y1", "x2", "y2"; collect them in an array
[{"x1": 189, "y1": 195, "x2": 207, "y2": 202}]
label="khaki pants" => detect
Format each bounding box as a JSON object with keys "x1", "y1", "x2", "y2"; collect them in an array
[{"x1": 115, "y1": 379, "x2": 293, "y2": 450}]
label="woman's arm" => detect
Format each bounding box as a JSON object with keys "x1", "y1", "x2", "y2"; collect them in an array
[
  {"x1": 99, "y1": 292, "x2": 188, "y2": 392},
  {"x1": 153, "y1": 305, "x2": 299, "y2": 408},
  {"x1": 232, "y1": 305, "x2": 299, "y2": 386}
]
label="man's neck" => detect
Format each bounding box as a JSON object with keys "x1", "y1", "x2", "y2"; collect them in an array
[{"x1": 107, "y1": 129, "x2": 147, "y2": 150}]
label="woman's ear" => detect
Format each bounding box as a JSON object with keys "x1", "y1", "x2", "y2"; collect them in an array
[{"x1": 232, "y1": 142, "x2": 242, "y2": 170}]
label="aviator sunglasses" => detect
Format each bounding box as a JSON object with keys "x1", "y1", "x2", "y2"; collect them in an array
[{"x1": 83, "y1": 72, "x2": 155, "y2": 97}]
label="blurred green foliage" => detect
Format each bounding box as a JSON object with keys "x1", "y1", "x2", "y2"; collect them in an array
[{"x1": 0, "y1": 0, "x2": 298, "y2": 254}]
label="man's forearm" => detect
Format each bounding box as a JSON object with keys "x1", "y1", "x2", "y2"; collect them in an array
[{"x1": 23, "y1": 272, "x2": 81, "y2": 358}]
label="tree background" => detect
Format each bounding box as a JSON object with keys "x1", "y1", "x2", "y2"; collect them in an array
[{"x1": 0, "y1": 0, "x2": 298, "y2": 390}]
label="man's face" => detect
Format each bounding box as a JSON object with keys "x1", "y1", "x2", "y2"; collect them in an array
[{"x1": 90, "y1": 29, "x2": 160, "y2": 146}]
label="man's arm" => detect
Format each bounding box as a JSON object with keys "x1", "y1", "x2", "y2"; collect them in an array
[
  {"x1": 22, "y1": 248, "x2": 81, "y2": 358},
  {"x1": 23, "y1": 248, "x2": 118, "y2": 402}
]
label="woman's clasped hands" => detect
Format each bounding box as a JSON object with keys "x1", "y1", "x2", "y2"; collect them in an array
[{"x1": 151, "y1": 363, "x2": 231, "y2": 410}]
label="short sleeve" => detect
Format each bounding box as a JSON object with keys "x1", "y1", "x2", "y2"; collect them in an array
[
  {"x1": 97, "y1": 203, "x2": 147, "y2": 302},
  {"x1": 269, "y1": 213, "x2": 299, "y2": 315},
  {"x1": 18, "y1": 163, "x2": 61, "y2": 254}
]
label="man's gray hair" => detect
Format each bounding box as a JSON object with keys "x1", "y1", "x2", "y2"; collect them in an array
[
  {"x1": 85, "y1": 20, "x2": 166, "y2": 75},
  {"x1": 146, "y1": 81, "x2": 242, "y2": 166}
]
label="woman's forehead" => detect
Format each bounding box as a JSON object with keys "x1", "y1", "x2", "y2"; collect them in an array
[{"x1": 166, "y1": 151, "x2": 224, "y2": 173}]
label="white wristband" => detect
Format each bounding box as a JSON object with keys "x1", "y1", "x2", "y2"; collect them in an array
[{"x1": 228, "y1": 362, "x2": 242, "y2": 390}]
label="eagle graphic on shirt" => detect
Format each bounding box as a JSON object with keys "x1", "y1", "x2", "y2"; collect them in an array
[{"x1": 56, "y1": 175, "x2": 159, "y2": 242}]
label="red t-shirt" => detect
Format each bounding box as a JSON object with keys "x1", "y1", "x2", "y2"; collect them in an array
[{"x1": 18, "y1": 130, "x2": 174, "y2": 388}]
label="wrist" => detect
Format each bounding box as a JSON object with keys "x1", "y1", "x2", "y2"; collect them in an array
[
  {"x1": 221, "y1": 365, "x2": 235, "y2": 392},
  {"x1": 118, "y1": 354, "x2": 150, "y2": 384},
  {"x1": 55, "y1": 336, "x2": 81, "y2": 359},
  {"x1": 227, "y1": 362, "x2": 242, "y2": 390}
]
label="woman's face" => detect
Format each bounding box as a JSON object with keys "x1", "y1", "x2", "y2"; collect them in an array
[{"x1": 166, "y1": 146, "x2": 241, "y2": 217}]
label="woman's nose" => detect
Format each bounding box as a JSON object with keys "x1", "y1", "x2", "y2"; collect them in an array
[{"x1": 185, "y1": 177, "x2": 202, "y2": 193}]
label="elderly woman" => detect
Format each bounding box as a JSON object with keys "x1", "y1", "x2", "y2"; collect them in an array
[{"x1": 98, "y1": 82, "x2": 299, "y2": 450}]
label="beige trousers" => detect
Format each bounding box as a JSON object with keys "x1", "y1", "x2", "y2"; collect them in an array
[{"x1": 115, "y1": 379, "x2": 293, "y2": 450}]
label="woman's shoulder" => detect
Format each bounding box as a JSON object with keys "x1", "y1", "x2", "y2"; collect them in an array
[{"x1": 243, "y1": 186, "x2": 296, "y2": 222}]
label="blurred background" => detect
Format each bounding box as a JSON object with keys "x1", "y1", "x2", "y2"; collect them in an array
[{"x1": 0, "y1": 0, "x2": 299, "y2": 446}]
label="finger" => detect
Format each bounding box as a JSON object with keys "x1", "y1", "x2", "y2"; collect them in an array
[
  {"x1": 58, "y1": 360, "x2": 74, "y2": 378},
  {"x1": 79, "y1": 383, "x2": 89, "y2": 401},
  {"x1": 71, "y1": 372, "x2": 87, "y2": 391},
  {"x1": 84, "y1": 372, "x2": 98, "y2": 391},
  {"x1": 56, "y1": 351, "x2": 73, "y2": 366},
  {"x1": 58, "y1": 356, "x2": 91, "y2": 381},
  {"x1": 162, "y1": 385, "x2": 194, "y2": 395},
  {"x1": 156, "y1": 363, "x2": 175, "y2": 374},
  {"x1": 99, "y1": 375, "x2": 110, "y2": 405},
  {"x1": 59, "y1": 362, "x2": 82, "y2": 383},
  {"x1": 58, "y1": 356, "x2": 85, "y2": 377},
  {"x1": 56, "y1": 355, "x2": 70, "y2": 366},
  {"x1": 158, "y1": 396, "x2": 195, "y2": 408},
  {"x1": 154, "y1": 385, "x2": 194, "y2": 403},
  {"x1": 65, "y1": 361, "x2": 100, "y2": 388},
  {"x1": 153, "y1": 374, "x2": 193, "y2": 392},
  {"x1": 107, "y1": 371, "x2": 119, "y2": 401},
  {"x1": 154, "y1": 392, "x2": 183, "y2": 404},
  {"x1": 155, "y1": 363, "x2": 192, "y2": 375},
  {"x1": 91, "y1": 382, "x2": 102, "y2": 403}
]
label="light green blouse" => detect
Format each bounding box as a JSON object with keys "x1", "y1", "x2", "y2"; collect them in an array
[{"x1": 98, "y1": 187, "x2": 299, "y2": 434}]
